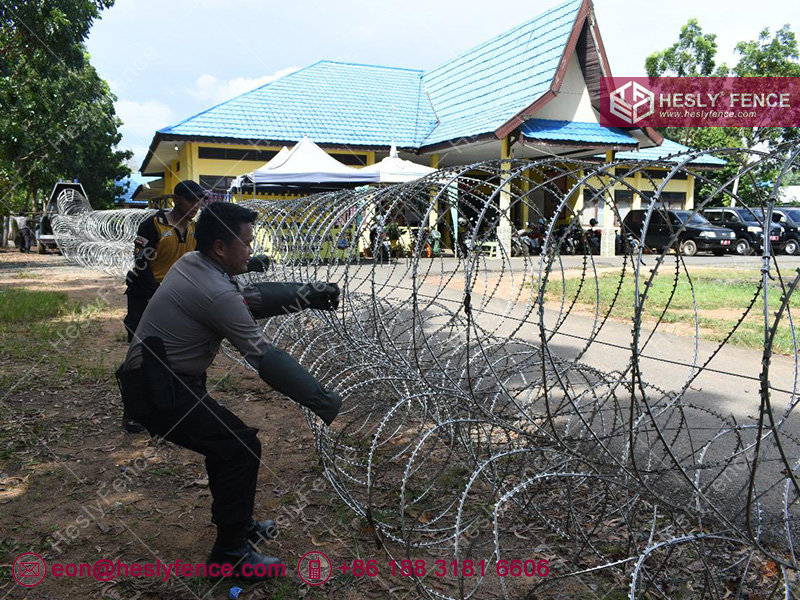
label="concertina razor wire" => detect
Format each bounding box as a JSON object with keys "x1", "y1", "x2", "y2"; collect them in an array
[{"x1": 53, "y1": 145, "x2": 800, "y2": 598}]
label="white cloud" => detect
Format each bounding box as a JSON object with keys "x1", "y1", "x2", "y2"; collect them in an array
[
  {"x1": 115, "y1": 99, "x2": 176, "y2": 168},
  {"x1": 185, "y1": 67, "x2": 299, "y2": 105}
]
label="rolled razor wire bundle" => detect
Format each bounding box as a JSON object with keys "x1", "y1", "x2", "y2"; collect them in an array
[
  {"x1": 51, "y1": 187, "x2": 155, "y2": 277},
  {"x1": 57, "y1": 145, "x2": 800, "y2": 598}
]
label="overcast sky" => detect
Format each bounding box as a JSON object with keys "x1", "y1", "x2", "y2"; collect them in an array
[{"x1": 84, "y1": 0, "x2": 799, "y2": 169}]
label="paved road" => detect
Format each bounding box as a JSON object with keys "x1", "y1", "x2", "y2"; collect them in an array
[{"x1": 309, "y1": 253, "x2": 800, "y2": 546}]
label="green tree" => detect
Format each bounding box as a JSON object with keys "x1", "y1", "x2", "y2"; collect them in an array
[
  {"x1": 731, "y1": 25, "x2": 800, "y2": 151},
  {"x1": 0, "y1": 0, "x2": 129, "y2": 214},
  {"x1": 645, "y1": 21, "x2": 800, "y2": 205},
  {"x1": 645, "y1": 19, "x2": 728, "y2": 78}
]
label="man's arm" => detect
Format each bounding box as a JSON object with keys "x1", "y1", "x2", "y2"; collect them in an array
[
  {"x1": 242, "y1": 282, "x2": 340, "y2": 320},
  {"x1": 126, "y1": 217, "x2": 159, "y2": 296},
  {"x1": 207, "y1": 291, "x2": 342, "y2": 425}
]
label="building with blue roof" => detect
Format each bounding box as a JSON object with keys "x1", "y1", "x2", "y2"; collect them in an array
[
  {"x1": 139, "y1": 0, "x2": 720, "y2": 255},
  {"x1": 141, "y1": 0, "x2": 669, "y2": 183},
  {"x1": 115, "y1": 173, "x2": 160, "y2": 208}
]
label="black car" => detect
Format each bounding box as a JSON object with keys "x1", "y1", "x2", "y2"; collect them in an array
[
  {"x1": 754, "y1": 207, "x2": 800, "y2": 256},
  {"x1": 621, "y1": 209, "x2": 736, "y2": 256},
  {"x1": 701, "y1": 207, "x2": 783, "y2": 256}
]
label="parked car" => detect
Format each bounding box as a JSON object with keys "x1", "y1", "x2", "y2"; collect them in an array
[
  {"x1": 701, "y1": 207, "x2": 783, "y2": 256},
  {"x1": 753, "y1": 207, "x2": 800, "y2": 256},
  {"x1": 621, "y1": 209, "x2": 736, "y2": 256}
]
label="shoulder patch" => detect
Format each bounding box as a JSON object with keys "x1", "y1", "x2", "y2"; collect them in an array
[{"x1": 133, "y1": 236, "x2": 148, "y2": 259}]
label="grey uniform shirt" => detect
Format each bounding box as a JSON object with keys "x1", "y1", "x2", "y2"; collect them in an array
[{"x1": 123, "y1": 251, "x2": 268, "y2": 376}]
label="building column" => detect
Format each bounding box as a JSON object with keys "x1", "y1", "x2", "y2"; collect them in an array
[
  {"x1": 600, "y1": 150, "x2": 616, "y2": 257},
  {"x1": 686, "y1": 174, "x2": 695, "y2": 210},
  {"x1": 498, "y1": 137, "x2": 513, "y2": 256},
  {"x1": 429, "y1": 154, "x2": 439, "y2": 229},
  {"x1": 632, "y1": 170, "x2": 642, "y2": 210},
  {"x1": 574, "y1": 170, "x2": 584, "y2": 222},
  {"x1": 521, "y1": 168, "x2": 531, "y2": 227}
]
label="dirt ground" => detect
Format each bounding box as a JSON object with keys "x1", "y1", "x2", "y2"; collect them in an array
[{"x1": 0, "y1": 250, "x2": 416, "y2": 600}]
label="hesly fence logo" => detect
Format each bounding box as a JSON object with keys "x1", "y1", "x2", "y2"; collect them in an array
[
  {"x1": 600, "y1": 77, "x2": 800, "y2": 127},
  {"x1": 609, "y1": 81, "x2": 655, "y2": 124}
]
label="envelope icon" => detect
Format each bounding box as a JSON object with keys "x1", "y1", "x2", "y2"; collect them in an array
[{"x1": 20, "y1": 562, "x2": 40, "y2": 576}]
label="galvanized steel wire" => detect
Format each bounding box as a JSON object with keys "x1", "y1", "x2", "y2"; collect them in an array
[{"x1": 56, "y1": 145, "x2": 800, "y2": 598}]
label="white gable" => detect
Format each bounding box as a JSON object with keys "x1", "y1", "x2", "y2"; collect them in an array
[{"x1": 530, "y1": 55, "x2": 598, "y2": 123}]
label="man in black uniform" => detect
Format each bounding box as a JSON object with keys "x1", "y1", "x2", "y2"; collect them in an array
[{"x1": 116, "y1": 202, "x2": 342, "y2": 576}]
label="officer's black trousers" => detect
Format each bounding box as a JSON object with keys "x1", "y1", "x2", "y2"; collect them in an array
[
  {"x1": 123, "y1": 292, "x2": 149, "y2": 343},
  {"x1": 117, "y1": 368, "x2": 261, "y2": 548}
]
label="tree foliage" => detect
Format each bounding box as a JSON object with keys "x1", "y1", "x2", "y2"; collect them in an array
[
  {"x1": 645, "y1": 20, "x2": 800, "y2": 205},
  {"x1": 645, "y1": 19, "x2": 728, "y2": 78},
  {"x1": 0, "y1": 0, "x2": 129, "y2": 213}
]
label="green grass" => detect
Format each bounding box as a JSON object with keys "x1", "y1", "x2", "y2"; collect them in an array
[
  {"x1": 208, "y1": 372, "x2": 242, "y2": 392},
  {"x1": 545, "y1": 269, "x2": 800, "y2": 354},
  {"x1": 0, "y1": 288, "x2": 70, "y2": 323}
]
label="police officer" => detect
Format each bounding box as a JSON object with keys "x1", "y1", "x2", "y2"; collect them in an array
[
  {"x1": 116, "y1": 202, "x2": 341, "y2": 576},
  {"x1": 123, "y1": 180, "x2": 204, "y2": 344}
]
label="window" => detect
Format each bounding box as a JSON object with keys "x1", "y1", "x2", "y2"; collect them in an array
[
  {"x1": 705, "y1": 211, "x2": 722, "y2": 224},
  {"x1": 643, "y1": 169, "x2": 687, "y2": 181},
  {"x1": 614, "y1": 190, "x2": 633, "y2": 225},
  {"x1": 334, "y1": 153, "x2": 367, "y2": 167},
  {"x1": 656, "y1": 192, "x2": 686, "y2": 210},
  {"x1": 199, "y1": 175, "x2": 235, "y2": 193},
  {"x1": 198, "y1": 147, "x2": 278, "y2": 162},
  {"x1": 582, "y1": 191, "x2": 604, "y2": 225}
]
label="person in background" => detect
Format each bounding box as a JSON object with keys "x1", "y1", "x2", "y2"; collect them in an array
[
  {"x1": 123, "y1": 180, "x2": 205, "y2": 345},
  {"x1": 12, "y1": 212, "x2": 32, "y2": 253}
]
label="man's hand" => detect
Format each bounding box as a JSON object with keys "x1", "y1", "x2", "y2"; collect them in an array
[
  {"x1": 305, "y1": 282, "x2": 340, "y2": 311},
  {"x1": 247, "y1": 254, "x2": 271, "y2": 273}
]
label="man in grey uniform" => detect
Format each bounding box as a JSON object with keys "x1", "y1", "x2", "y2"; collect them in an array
[{"x1": 116, "y1": 202, "x2": 341, "y2": 576}]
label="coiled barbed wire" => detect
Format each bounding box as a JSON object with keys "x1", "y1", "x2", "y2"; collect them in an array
[
  {"x1": 56, "y1": 146, "x2": 800, "y2": 598},
  {"x1": 51, "y1": 188, "x2": 154, "y2": 276}
]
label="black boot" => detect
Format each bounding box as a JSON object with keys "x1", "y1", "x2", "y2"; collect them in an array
[
  {"x1": 122, "y1": 408, "x2": 146, "y2": 433},
  {"x1": 246, "y1": 518, "x2": 278, "y2": 543},
  {"x1": 207, "y1": 542, "x2": 281, "y2": 579}
]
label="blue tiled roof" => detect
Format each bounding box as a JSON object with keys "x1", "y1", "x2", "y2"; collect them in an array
[
  {"x1": 161, "y1": 62, "x2": 437, "y2": 148},
  {"x1": 115, "y1": 173, "x2": 157, "y2": 205},
  {"x1": 521, "y1": 119, "x2": 637, "y2": 145},
  {"x1": 606, "y1": 139, "x2": 727, "y2": 166},
  {"x1": 155, "y1": 0, "x2": 584, "y2": 151},
  {"x1": 421, "y1": 0, "x2": 583, "y2": 145}
]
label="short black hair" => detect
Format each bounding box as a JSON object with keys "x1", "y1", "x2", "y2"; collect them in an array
[{"x1": 195, "y1": 202, "x2": 258, "y2": 254}]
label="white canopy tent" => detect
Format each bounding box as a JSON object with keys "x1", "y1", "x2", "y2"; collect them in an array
[
  {"x1": 232, "y1": 136, "x2": 379, "y2": 189},
  {"x1": 361, "y1": 142, "x2": 437, "y2": 183}
]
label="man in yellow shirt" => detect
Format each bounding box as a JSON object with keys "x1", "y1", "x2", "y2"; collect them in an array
[{"x1": 123, "y1": 181, "x2": 205, "y2": 343}]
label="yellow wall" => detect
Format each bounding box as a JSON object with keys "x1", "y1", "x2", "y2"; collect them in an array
[
  {"x1": 166, "y1": 141, "x2": 375, "y2": 196},
  {"x1": 584, "y1": 167, "x2": 694, "y2": 214}
]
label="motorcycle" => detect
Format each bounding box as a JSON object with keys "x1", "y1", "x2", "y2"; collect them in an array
[
  {"x1": 512, "y1": 227, "x2": 541, "y2": 256},
  {"x1": 369, "y1": 224, "x2": 392, "y2": 263},
  {"x1": 421, "y1": 228, "x2": 442, "y2": 257},
  {"x1": 581, "y1": 219, "x2": 601, "y2": 255},
  {"x1": 553, "y1": 223, "x2": 580, "y2": 255},
  {"x1": 511, "y1": 229, "x2": 530, "y2": 256}
]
